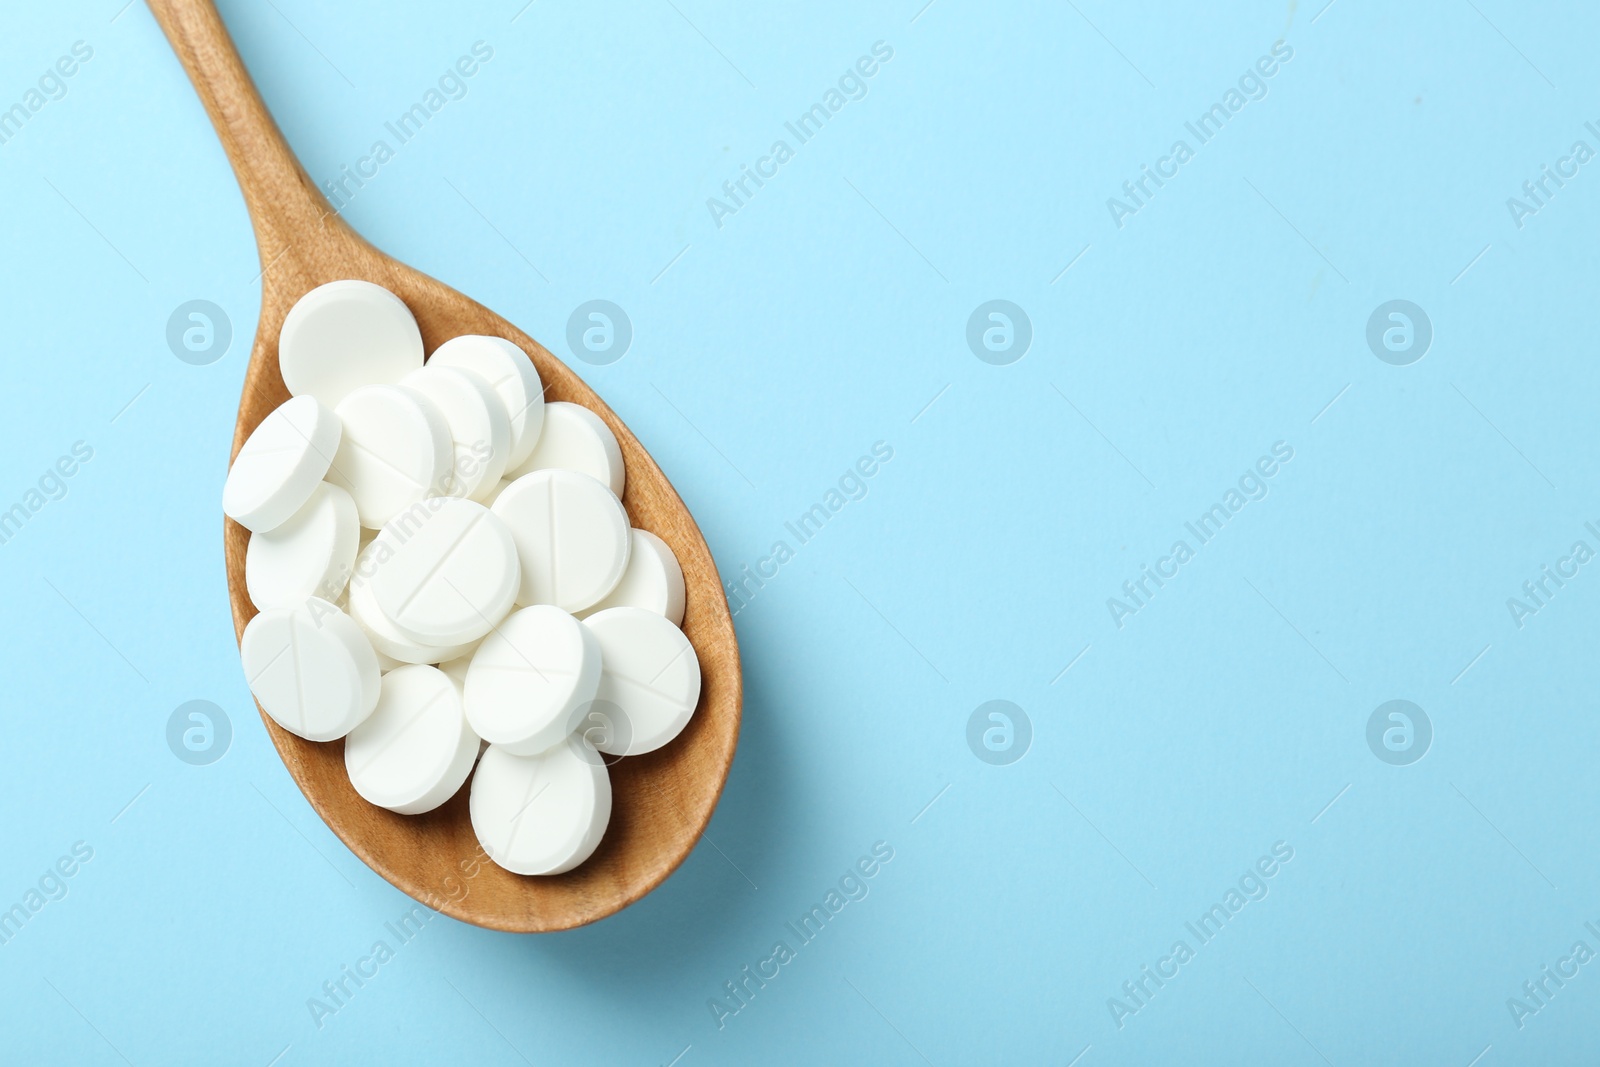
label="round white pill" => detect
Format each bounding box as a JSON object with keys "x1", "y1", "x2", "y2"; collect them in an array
[
  {"x1": 464, "y1": 605, "x2": 600, "y2": 756},
  {"x1": 369, "y1": 498, "x2": 519, "y2": 646},
  {"x1": 470, "y1": 737, "x2": 611, "y2": 875},
  {"x1": 326, "y1": 385, "x2": 453, "y2": 528},
  {"x1": 400, "y1": 364, "x2": 510, "y2": 501},
  {"x1": 504, "y1": 401, "x2": 625, "y2": 497},
  {"x1": 428, "y1": 335, "x2": 546, "y2": 469},
  {"x1": 245, "y1": 482, "x2": 360, "y2": 611},
  {"x1": 240, "y1": 596, "x2": 380, "y2": 741},
  {"x1": 223, "y1": 396, "x2": 341, "y2": 534},
  {"x1": 345, "y1": 665, "x2": 479, "y2": 815},
  {"x1": 347, "y1": 538, "x2": 481, "y2": 664},
  {"x1": 582, "y1": 606, "x2": 700, "y2": 756},
  {"x1": 578, "y1": 529, "x2": 685, "y2": 626},
  {"x1": 279, "y1": 280, "x2": 424, "y2": 408},
  {"x1": 491, "y1": 470, "x2": 630, "y2": 612}
]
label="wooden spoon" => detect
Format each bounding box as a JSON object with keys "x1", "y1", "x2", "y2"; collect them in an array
[{"x1": 148, "y1": 0, "x2": 741, "y2": 932}]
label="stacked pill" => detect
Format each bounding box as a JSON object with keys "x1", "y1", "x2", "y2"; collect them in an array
[{"x1": 224, "y1": 280, "x2": 697, "y2": 876}]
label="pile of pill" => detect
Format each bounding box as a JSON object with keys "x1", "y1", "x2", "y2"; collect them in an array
[{"x1": 223, "y1": 280, "x2": 699, "y2": 877}]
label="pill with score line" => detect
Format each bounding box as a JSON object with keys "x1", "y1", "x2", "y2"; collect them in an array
[
  {"x1": 368, "y1": 498, "x2": 520, "y2": 647},
  {"x1": 491, "y1": 469, "x2": 630, "y2": 613},
  {"x1": 240, "y1": 596, "x2": 380, "y2": 741}
]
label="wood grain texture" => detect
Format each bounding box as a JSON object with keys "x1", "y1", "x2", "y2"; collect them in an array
[{"x1": 148, "y1": 0, "x2": 741, "y2": 932}]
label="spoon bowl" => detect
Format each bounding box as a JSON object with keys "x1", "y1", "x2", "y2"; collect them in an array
[{"x1": 150, "y1": 0, "x2": 741, "y2": 931}]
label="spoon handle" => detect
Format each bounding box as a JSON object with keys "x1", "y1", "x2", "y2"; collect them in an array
[{"x1": 146, "y1": 0, "x2": 355, "y2": 277}]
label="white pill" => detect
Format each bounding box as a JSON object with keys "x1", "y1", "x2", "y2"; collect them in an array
[
  {"x1": 345, "y1": 665, "x2": 479, "y2": 815},
  {"x1": 369, "y1": 498, "x2": 519, "y2": 646},
  {"x1": 240, "y1": 596, "x2": 380, "y2": 741},
  {"x1": 464, "y1": 605, "x2": 600, "y2": 756},
  {"x1": 347, "y1": 538, "x2": 480, "y2": 664},
  {"x1": 578, "y1": 529, "x2": 685, "y2": 626},
  {"x1": 428, "y1": 335, "x2": 545, "y2": 469},
  {"x1": 400, "y1": 364, "x2": 510, "y2": 501},
  {"x1": 279, "y1": 280, "x2": 424, "y2": 408},
  {"x1": 223, "y1": 396, "x2": 341, "y2": 534},
  {"x1": 504, "y1": 401, "x2": 625, "y2": 497},
  {"x1": 491, "y1": 470, "x2": 630, "y2": 612},
  {"x1": 326, "y1": 385, "x2": 453, "y2": 528},
  {"x1": 581, "y1": 607, "x2": 700, "y2": 755},
  {"x1": 470, "y1": 737, "x2": 611, "y2": 875},
  {"x1": 245, "y1": 482, "x2": 360, "y2": 611}
]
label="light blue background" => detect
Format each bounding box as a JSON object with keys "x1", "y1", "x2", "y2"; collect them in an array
[{"x1": 2, "y1": 0, "x2": 1597, "y2": 1063}]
